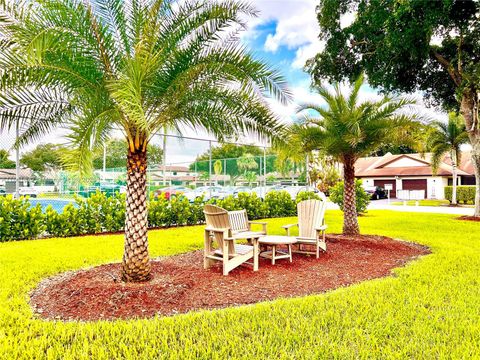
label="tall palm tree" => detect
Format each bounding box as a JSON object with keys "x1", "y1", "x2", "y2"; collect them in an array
[
  {"x1": 293, "y1": 74, "x2": 418, "y2": 235},
  {"x1": 428, "y1": 113, "x2": 469, "y2": 205},
  {"x1": 0, "y1": 0, "x2": 290, "y2": 282}
]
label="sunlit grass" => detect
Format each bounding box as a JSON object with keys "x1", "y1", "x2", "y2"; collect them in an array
[{"x1": 1, "y1": 211, "x2": 479, "y2": 359}]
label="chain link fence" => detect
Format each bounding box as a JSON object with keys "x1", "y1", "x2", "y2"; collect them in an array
[{"x1": 0, "y1": 129, "x2": 308, "y2": 204}]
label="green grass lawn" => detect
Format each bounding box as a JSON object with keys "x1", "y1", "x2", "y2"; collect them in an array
[
  {"x1": 390, "y1": 199, "x2": 451, "y2": 206},
  {"x1": 1, "y1": 211, "x2": 479, "y2": 359}
]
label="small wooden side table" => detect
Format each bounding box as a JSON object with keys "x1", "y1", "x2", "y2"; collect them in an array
[{"x1": 258, "y1": 235, "x2": 297, "y2": 265}]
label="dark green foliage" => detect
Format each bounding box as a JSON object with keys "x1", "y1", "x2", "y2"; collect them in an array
[
  {"x1": 0, "y1": 196, "x2": 45, "y2": 241},
  {"x1": 264, "y1": 191, "x2": 296, "y2": 218},
  {"x1": 92, "y1": 139, "x2": 163, "y2": 170},
  {"x1": 20, "y1": 144, "x2": 64, "y2": 172},
  {"x1": 1, "y1": 191, "x2": 323, "y2": 241},
  {"x1": 310, "y1": 0, "x2": 480, "y2": 111},
  {"x1": 444, "y1": 186, "x2": 476, "y2": 204},
  {"x1": 329, "y1": 180, "x2": 371, "y2": 214},
  {"x1": 296, "y1": 191, "x2": 321, "y2": 203},
  {"x1": 0, "y1": 150, "x2": 15, "y2": 169}
]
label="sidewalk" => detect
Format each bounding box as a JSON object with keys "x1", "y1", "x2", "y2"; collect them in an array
[
  {"x1": 367, "y1": 199, "x2": 474, "y2": 216},
  {"x1": 326, "y1": 199, "x2": 474, "y2": 216}
]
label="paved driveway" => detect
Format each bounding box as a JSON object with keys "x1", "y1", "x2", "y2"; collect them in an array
[{"x1": 326, "y1": 198, "x2": 474, "y2": 216}]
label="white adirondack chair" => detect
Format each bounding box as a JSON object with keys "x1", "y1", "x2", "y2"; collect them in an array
[
  {"x1": 228, "y1": 209, "x2": 267, "y2": 240},
  {"x1": 282, "y1": 199, "x2": 327, "y2": 258},
  {"x1": 203, "y1": 205, "x2": 259, "y2": 275}
]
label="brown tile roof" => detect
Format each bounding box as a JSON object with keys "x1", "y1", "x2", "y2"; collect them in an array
[{"x1": 355, "y1": 152, "x2": 473, "y2": 177}]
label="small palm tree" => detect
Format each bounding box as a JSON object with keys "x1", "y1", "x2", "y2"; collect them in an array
[
  {"x1": 0, "y1": 0, "x2": 290, "y2": 281},
  {"x1": 293, "y1": 74, "x2": 418, "y2": 235},
  {"x1": 428, "y1": 113, "x2": 469, "y2": 205}
]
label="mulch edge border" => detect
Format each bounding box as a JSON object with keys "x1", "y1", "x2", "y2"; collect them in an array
[{"x1": 28, "y1": 234, "x2": 431, "y2": 323}]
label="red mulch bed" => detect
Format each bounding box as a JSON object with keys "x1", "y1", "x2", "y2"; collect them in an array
[
  {"x1": 30, "y1": 235, "x2": 429, "y2": 321},
  {"x1": 458, "y1": 215, "x2": 480, "y2": 222}
]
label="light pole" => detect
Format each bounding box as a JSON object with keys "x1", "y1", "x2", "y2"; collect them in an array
[{"x1": 15, "y1": 121, "x2": 19, "y2": 198}]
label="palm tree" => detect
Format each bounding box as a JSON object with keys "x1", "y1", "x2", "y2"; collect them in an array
[
  {"x1": 428, "y1": 113, "x2": 469, "y2": 205},
  {"x1": 0, "y1": 0, "x2": 290, "y2": 282},
  {"x1": 293, "y1": 74, "x2": 418, "y2": 235}
]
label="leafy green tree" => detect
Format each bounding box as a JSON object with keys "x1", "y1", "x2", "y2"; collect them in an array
[
  {"x1": 92, "y1": 139, "x2": 163, "y2": 170},
  {"x1": 292, "y1": 74, "x2": 418, "y2": 235},
  {"x1": 20, "y1": 144, "x2": 63, "y2": 172},
  {"x1": 244, "y1": 171, "x2": 257, "y2": 186},
  {"x1": 0, "y1": 149, "x2": 15, "y2": 169},
  {"x1": 191, "y1": 143, "x2": 275, "y2": 181},
  {"x1": 237, "y1": 153, "x2": 258, "y2": 184},
  {"x1": 309, "y1": 0, "x2": 480, "y2": 216},
  {"x1": 0, "y1": 0, "x2": 289, "y2": 281},
  {"x1": 428, "y1": 113, "x2": 469, "y2": 205}
]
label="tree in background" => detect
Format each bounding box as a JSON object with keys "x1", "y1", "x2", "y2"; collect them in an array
[
  {"x1": 0, "y1": 0, "x2": 289, "y2": 282},
  {"x1": 20, "y1": 144, "x2": 64, "y2": 172},
  {"x1": 191, "y1": 143, "x2": 275, "y2": 182},
  {"x1": 274, "y1": 125, "x2": 306, "y2": 182},
  {"x1": 308, "y1": 154, "x2": 340, "y2": 195},
  {"x1": 213, "y1": 160, "x2": 223, "y2": 182},
  {"x1": 0, "y1": 150, "x2": 15, "y2": 169},
  {"x1": 310, "y1": 0, "x2": 480, "y2": 216},
  {"x1": 92, "y1": 139, "x2": 163, "y2": 170},
  {"x1": 292, "y1": 74, "x2": 419, "y2": 235},
  {"x1": 428, "y1": 113, "x2": 469, "y2": 205},
  {"x1": 237, "y1": 153, "x2": 258, "y2": 185},
  {"x1": 244, "y1": 171, "x2": 257, "y2": 186}
]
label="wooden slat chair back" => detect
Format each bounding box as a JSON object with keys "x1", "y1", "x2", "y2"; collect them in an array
[
  {"x1": 229, "y1": 210, "x2": 250, "y2": 234},
  {"x1": 203, "y1": 204, "x2": 259, "y2": 275},
  {"x1": 298, "y1": 199, "x2": 327, "y2": 238},
  {"x1": 282, "y1": 199, "x2": 327, "y2": 259},
  {"x1": 204, "y1": 204, "x2": 234, "y2": 255}
]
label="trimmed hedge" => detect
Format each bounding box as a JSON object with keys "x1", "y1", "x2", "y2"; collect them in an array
[
  {"x1": 444, "y1": 186, "x2": 476, "y2": 204},
  {"x1": 329, "y1": 180, "x2": 371, "y2": 214},
  {"x1": 0, "y1": 190, "x2": 321, "y2": 242}
]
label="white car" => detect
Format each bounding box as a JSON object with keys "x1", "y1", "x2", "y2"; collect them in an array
[
  {"x1": 184, "y1": 186, "x2": 227, "y2": 202},
  {"x1": 284, "y1": 186, "x2": 326, "y2": 200},
  {"x1": 19, "y1": 187, "x2": 40, "y2": 198}
]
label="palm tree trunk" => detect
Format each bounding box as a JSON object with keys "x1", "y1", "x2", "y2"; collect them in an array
[
  {"x1": 343, "y1": 156, "x2": 360, "y2": 235},
  {"x1": 122, "y1": 147, "x2": 151, "y2": 282}
]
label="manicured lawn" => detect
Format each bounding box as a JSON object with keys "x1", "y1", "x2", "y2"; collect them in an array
[
  {"x1": 391, "y1": 199, "x2": 451, "y2": 207},
  {"x1": 1, "y1": 211, "x2": 479, "y2": 358}
]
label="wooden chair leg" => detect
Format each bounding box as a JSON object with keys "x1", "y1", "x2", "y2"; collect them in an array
[
  {"x1": 253, "y1": 238, "x2": 259, "y2": 271},
  {"x1": 204, "y1": 231, "x2": 214, "y2": 269}
]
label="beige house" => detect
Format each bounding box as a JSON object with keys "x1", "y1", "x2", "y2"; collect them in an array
[{"x1": 355, "y1": 152, "x2": 475, "y2": 200}]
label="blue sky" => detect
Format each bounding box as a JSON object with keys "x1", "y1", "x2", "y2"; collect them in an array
[{"x1": 2, "y1": 0, "x2": 447, "y2": 164}]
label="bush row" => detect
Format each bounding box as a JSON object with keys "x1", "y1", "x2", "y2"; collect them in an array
[
  {"x1": 0, "y1": 190, "x2": 320, "y2": 242},
  {"x1": 444, "y1": 186, "x2": 476, "y2": 204}
]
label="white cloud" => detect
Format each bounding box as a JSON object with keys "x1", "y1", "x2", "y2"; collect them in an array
[{"x1": 246, "y1": 0, "x2": 322, "y2": 69}]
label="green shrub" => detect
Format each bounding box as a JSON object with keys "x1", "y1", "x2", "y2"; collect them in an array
[
  {"x1": 444, "y1": 186, "x2": 476, "y2": 204},
  {"x1": 296, "y1": 191, "x2": 321, "y2": 203},
  {"x1": 264, "y1": 190, "x2": 296, "y2": 218},
  {"x1": 329, "y1": 180, "x2": 371, "y2": 214},
  {"x1": 0, "y1": 195, "x2": 45, "y2": 241}
]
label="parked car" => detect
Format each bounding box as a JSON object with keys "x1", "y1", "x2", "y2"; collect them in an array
[
  {"x1": 0, "y1": 188, "x2": 6, "y2": 196},
  {"x1": 18, "y1": 187, "x2": 39, "y2": 198},
  {"x1": 154, "y1": 186, "x2": 191, "y2": 200},
  {"x1": 364, "y1": 186, "x2": 386, "y2": 200},
  {"x1": 184, "y1": 186, "x2": 227, "y2": 202},
  {"x1": 283, "y1": 186, "x2": 323, "y2": 200},
  {"x1": 232, "y1": 186, "x2": 251, "y2": 196}
]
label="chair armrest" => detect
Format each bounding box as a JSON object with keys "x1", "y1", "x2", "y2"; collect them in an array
[
  {"x1": 249, "y1": 221, "x2": 267, "y2": 233},
  {"x1": 282, "y1": 223, "x2": 298, "y2": 236},
  {"x1": 205, "y1": 227, "x2": 230, "y2": 233}
]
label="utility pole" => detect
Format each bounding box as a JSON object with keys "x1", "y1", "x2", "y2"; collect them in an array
[
  {"x1": 15, "y1": 121, "x2": 19, "y2": 198},
  {"x1": 208, "y1": 140, "x2": 212, "y2": 198},
  {"x1": 162, "y1": 127, "x2": 167, "y2": 186},
  {"x1": 102, "y1": 143, "x2": 107, "y2": 181}
]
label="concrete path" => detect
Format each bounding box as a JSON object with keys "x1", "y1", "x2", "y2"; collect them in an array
[{"x1": 326, "y1": 198, "x2": 474, "y2": 216}]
